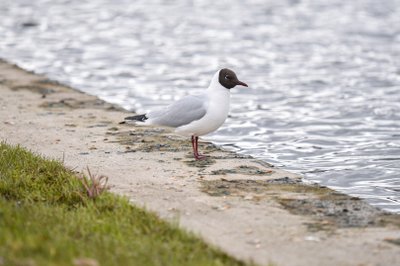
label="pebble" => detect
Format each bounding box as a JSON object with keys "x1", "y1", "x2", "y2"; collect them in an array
[
  {"x1": 73, "y1": 258, "x2": 99, "y2": 266},
  {"x1": 247, "y1": 239, "x2": 261, "y2": 245},
  {"x1": 244, "y1": 195, "x2": 254, "y2": 200},
  {"x1": 304, "y1": 236, "x2": 320, "y2": 242},
  {"x1": 245, "y1": 229, "x2": 253, "y2": 234}
]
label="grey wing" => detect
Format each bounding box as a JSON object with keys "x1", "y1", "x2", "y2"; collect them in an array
[{"x1": 148, "y1": 95, "x2": 207, "y2": 128}]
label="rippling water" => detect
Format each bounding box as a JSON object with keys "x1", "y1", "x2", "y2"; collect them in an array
[{"x1": 1, "y1": 0, "x2": 399, "y2": 212}]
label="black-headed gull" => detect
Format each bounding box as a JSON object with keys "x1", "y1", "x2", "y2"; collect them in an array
[{"x1": 125, "y1": 68, "x2": 248, "y2": 160}]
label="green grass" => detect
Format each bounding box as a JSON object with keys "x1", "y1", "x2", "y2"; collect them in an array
[{"x1": 0, "y1": 142, "x2": 250, "y2": 266}]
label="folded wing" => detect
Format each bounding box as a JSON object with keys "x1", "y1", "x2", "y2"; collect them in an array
[{"x1": 148, "y1": 95, "x2": 208, "y2": 128}]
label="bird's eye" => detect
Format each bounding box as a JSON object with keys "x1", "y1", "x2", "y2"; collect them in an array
[{"x1": 225, "y1": 75, "x2": 231, "y2": 80}]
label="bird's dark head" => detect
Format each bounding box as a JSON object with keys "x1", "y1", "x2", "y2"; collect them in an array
[{"x1": 218, "y1": 68, "x2": 248, "y2": 89}]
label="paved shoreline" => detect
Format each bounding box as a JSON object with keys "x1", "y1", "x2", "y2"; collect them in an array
[{"x1": 1, "y1": 59, "x2": 399, "y2": 266}]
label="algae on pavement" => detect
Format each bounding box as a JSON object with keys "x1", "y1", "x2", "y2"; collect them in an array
[
  {"x1": 200, "y1": 178, "x2": 400, "y2": 231},
  {"x1": 0, "y1": 142, "x2": 251, "y2": 266}
]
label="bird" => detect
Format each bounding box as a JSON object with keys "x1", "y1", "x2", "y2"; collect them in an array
[{"x1": 124, "y1": 68, "x2": 248, "y2": 160}]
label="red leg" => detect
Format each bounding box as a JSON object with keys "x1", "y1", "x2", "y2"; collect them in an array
[
  {"x1": 191, "y1": 136, "x2": 196, "y2": 157},
  {"x1": 194, "y1": 136, "x2": 206, "y2": 160}
]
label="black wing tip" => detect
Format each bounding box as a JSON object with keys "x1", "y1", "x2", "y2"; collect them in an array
[{"x1": 124, "y1": 114, "x2": 148, "y2": 122}]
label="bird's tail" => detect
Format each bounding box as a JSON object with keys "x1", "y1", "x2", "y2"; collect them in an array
[{"x1": 124, "y1": 114, "x2": 148, "y2": 122}]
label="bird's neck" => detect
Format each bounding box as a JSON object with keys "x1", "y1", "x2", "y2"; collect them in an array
[{"x1": 207, "y1": 71, "x2": 230, "y2": 99}]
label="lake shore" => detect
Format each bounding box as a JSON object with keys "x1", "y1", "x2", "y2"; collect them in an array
[{"x1": 1, "y1": 59, "x2": 399, "y2": 266}]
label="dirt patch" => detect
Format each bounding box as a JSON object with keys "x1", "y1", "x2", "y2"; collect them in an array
[
  {"x1": 201, "y1": 178, "x2": 400, "y2": 230},
  {"x1": 11, "y1": 85, "x2": 56, "y2": 96},
  {"x1": 210, "y1": 165, "x2": 274, "y2": 176},
  {"x1": 278, "y1": 196, "x2": 383, "y2": 228},
  {"x1": 111, "y1": 127, "x2": 221, "y2": 166},
  {"x1": 200, "y1": 177, "x2": 300, "y2": 197},
  {"x1": 385, "y1": 238, "x2": 400, "y2": 246},
  {"x1": 183, "y1": 157, "x2": 217, "y2": 168},
  {"x1": 7, "y1": 77, "x2": 70, "y2": 96},
  {"x1": 40, "y1": 97, "x2": 123, "y2": 111},
  {"x1": 34, "y1": 78, "x2": 65, "y2": 87},
  {"x1": 111, "y1": 127, "x2": 191, "y2": 153}
]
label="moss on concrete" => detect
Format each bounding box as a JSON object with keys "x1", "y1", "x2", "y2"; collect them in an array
[{"x1": 200, "y1": 178, "x2": 400, "y2": 230}]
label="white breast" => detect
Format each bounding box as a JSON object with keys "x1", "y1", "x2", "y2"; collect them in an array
[{"x1": 175, "y1": 76, "x2": 231, "y2": 137}]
